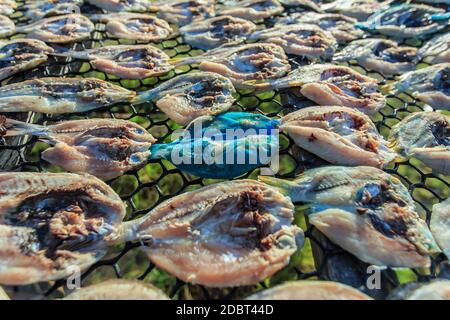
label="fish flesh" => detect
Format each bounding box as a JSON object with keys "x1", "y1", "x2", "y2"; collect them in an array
[
  {"x1": 0, "y1": 117, "x2": 155, "y2": 180},
  {"x1": 0, "y1": 14, "x2": 14, "y2": 37},
  {"x1": 259, "y1": 166, "x2": 440, "y2": 268},
  {"x1": 23, "y1": 0, "x2": 83, "y2": 21},
  {"x1": 333, "y1": 39, "x2": 417, "y2": 76},
  {"x1": 322, "y1": 0, "x2": 393, "y2": 21},
  {"x1": 134, "y1": 72, "x2": 236, "y2": 125},
  {"x1": 0, "y1": 77, "x2": 136, "y2": 114},
  {"x1": 219, "y1": 0, "x2": 284, "y2": 20},
  {"x1": 179, "y1": 15, "x2": 256, "y2": 50},
  {"x1": 248, "y1": 24, "x2": 337, "y2": 60},
  {"x1": 15, "y1": 14, "x2": 94, "y2": 44},
  {"x1": 280, "y1": 106, "x2": 397, "y2": 168},
  {"x1": 0, "y1": 0, "x2": 16, "y2": 16},
  {"x1": 63, "y1": 280, "x2": 170, "y2": 300},
  {"x1": 0, "y1": 39, "x2": 54, "y2": 81},
  {"x1": 90, "y1": 13, "x2": 173, "y2": 42},
  {"x1": 278, "y1": 0, "x2": 322, "y2": 12},
  {"x1": 388, "y1": 280, "x2": 450, "y2": 300},
  {"x1": 416, "y1": 32, "x2": 450, "y2": 64},
  {"x1": 86, "y1": 0, "x2": 152, "y2": 12},
  {"x1": 173, "y1": 43, "x2": 291, "y2": 90},
  {"x1": 149, "y1": 112, "x2": 280, "y2": 178},
  {"x1": 246, "y1": 64, "x2": 386, "y2": 114},
  {"x1": 55, "y1": 44, "x2": 173, "y2": 80},
  {"x1": 246, "y1": 281, "x2": 373, "y2": 300},
  {"x1": 134, "y1": 179, "x2": 304, "y2": 287},
  {"x1": 356, "y1": 4, "x2": 449, "y2": 38},
  {"x1": 152, "y1": 0, "x2": 215, "y2": 27},
  {"x1": 392, "y1": 63, "x2": 450, "y2": 110},
  {"x1": 276, "y1": 12, "x2": 364, "y2": 43},
  {"x1": 388, "y1": 111, "x2": 450, "y2": 175},
  {"x1": 431, "y1": 198, "x2": 450, "y2": 258},
  {"x1": 0, "y1": 172, "x2": 127, "y2": 285}
]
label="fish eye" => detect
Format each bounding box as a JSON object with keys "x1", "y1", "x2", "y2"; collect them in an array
[
  {"x1": 132, "y1": 127, "x2": 145, "y2": 135},
  {"x1": 357, "y1": 183, "x2": 381, "y2": 203},
  {"x1": 129, "y1": 154, "x2": 143, "y2": 164}
]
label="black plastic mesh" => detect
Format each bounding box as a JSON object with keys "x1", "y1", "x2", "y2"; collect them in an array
[{"x1": 0, "y1": 1, "x2": 449, "y2": 300}]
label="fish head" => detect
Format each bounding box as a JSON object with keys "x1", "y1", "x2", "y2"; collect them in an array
[
  {"x1": 123, "y1": 121, "x2": 156, "y2": 144},
  {"x1": 433, "y1": 65, "x2": 450, "y2": 93}
]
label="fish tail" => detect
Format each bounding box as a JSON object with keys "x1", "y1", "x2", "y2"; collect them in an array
[
  {"x1": 0, "y1": 116, "x2": 46, "y2": 137},
  {"x1": 258, "y1": 176, "x2": 299, "y2": 197},
  {"x1": 169, "y1": 56, "x2": 202, "y2": 67},
  {"x1": 148, "y1": 143, "x2": 172, "y2": 160},
  {"x1": 132, "y1": 88, "x2": 158, "y2": 105}
]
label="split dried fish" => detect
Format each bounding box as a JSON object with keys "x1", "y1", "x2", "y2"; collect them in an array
[
  {"x1": 180, "y1": 15, "x2": 256, "y2": 50},
  {"x1": 249, "y1": 24, "x2": 337, "y2": 60},
  {"x1": 0, "y1": 14, "x2": 14, "y2": 38},
  {"x1": 247, "y1": 281, "x2": 373, "y2": 300},
  {"x1": 388, "y1": 280, "x2": 450, "y2": 300},
  {"x1": 322, "y1": 0, "x2": 393, "y2": 21},
  {"x1": 55, "y1": 44, "x2": 173, "y2": 80},
  {"x1": 0, "y1": 77, "x2": 136, "y2": 114},
  {"x1": 23, "y1": 0, "x2": 83, "y2": 21},
  {"x1": 280, "y1": 106, "x2": 397, "y2": 168},
  {"x1": 431, "y1": 198, "x2": 450, "y2": 258},
  {"x1": 219, "y1": 0, "x2": 284, "y2": 20},
  {"x1": 134, "y1": 72, "x2": 236, "y2": 125},
  {"x1": 0, "y1": 39, "x2": 54, "y2": 81},
  {"x1": 246, "y1": 64, "x2": 386, "y2": 114},
  {"x1": 276, "y1": 12, "x2": 364, "y2": 43},
  {"x1": 416, "y1": 32, "x2": 450, "y2": 64},
  {"x1": 260, "y1": 166, "x2": 440, "y2": 268},
  {"x1": 0, "y1": 172, "x2": 127, "y2": 285},
  {"x1": 0, "y1": 0, "x2": 16, "y2": 16},
  {"x1": 15, "y1": 14, "x2": 94, "y2": 44},
  {"x1": 134, "y1": 179, "x2": 304, "y2": 287},
  {"x1": 0, "y1": 117, "x2": 155, "y2": 180},
  {"x1": 63, "y1": 280, "x2": 170, "y2": 300},
  {"x1": 278, "y1": 0, "x2": 322, "y2": 12},
  {"x1": 90, "y1": 13, "x2": 173, "y2": 42},
  {"x1": 392, "y1": 63, "x2": 450, "y2": 110},
  {"x1": 173, "y1": 43, "x2": 291, "y2": 90},
  {"x1": 356, "y1": 4, "x2": 449, "y2": 38},
  {"x1": 152, "y1": 0, "x2": 215, "y2": 27},
  {"x1": 333, "y1": 39, "x2": 417, "y2": 76},
  {"x1": 86, "y1": 0, "x2": 152, "y2": 12},
  {"x1": 388, "y1": 111, "x2": 450, "y2": 175}
]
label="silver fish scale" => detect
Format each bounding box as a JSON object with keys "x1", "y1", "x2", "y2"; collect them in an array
[{"x1": 0, "y1": 0, "x2": 449, "y2": 300}]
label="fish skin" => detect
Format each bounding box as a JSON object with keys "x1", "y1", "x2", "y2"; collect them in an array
[
  {"x1": 387, "y1": 280, "x2": 450, "y2": 300},
  {"x1": 153, "y1": 0, "x2": 216, "y2": 27},
  {"x1": 322, "y1": 0, "x2": 392, "y2": 21},
  {"x1": 219, "y1": 0, "x2": 284, "y2": 21},
  {"x1": 0, "y1": 14, "x2": 14, "y2": 37},
  {"x1": 278, "y1": 0, "x2": 322, "y2": 12},
  {"x1": 431, "y1": 198, "x2": 450, "y2": 258},
  {"x1": 416, "y1": 32, "x2": 450, "y2": 64},
  {"x1": 0, "y1": 0, "x2": 16, "y2": 16},
  {"x1": 259, "y1": 166, "x2": 440, "y2": 268},
  {"x1": 280, "y1": 106, "x2": 397, "y2": 167},
  {"x1": 0, "y1": 77, "x2": 136, "y2": 114},
  {"x1": 23, "y1": 0, "x2": 83, "y2": 21},
  {"x1": 86, "y1": 0, "x2": 153, "y2": 12}
]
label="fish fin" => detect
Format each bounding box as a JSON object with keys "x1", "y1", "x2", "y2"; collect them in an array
[{"x1": 0, "y1": 116, "x2": 46, "y2": 137}]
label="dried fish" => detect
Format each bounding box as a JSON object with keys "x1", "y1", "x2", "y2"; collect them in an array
[
  {"x1": 322, "y1": 0, "x2": 393, "y2": 21},
  {"x1": 134, "y1": 179, "x2": 304, "y2": 287},
  {"x1": 173, "y1": 43, "x2": 291, "y2": 90},
  {"x1": 0, "y1": 172, "x2": 127, "y2": 285},
  {"x1": 388, "y1": 280, "x2": 450, "y2": 300},
  {"x1": 23, "y1": 0, "x2": 83, "y2": 21},
  {"x1": 246, "y1": 64, "x2": 386, "y2": 114},
  {"x1": 0, "y1": 0, "x2": 16, "y2": 16},
  {"x1": 219, "y1": 0, "x2": 284, "y2": 20},
  {"x1": 63, "y1": 280, "x2": 170, "y2": 300},
  {"x1": 431, "y1": 198, "x2": 450, "y2": 257},
  {"x1": 246, "y1": 281, "x2": 373, "y2": 300},
  {"x1": 55, "y1": 44, "x2": 173, "y2": 80},
  {"x1": 280, "y1": 106, "x2": 397, "y2": 168},
  {"x1": 149, "y1": 112, "x2": 280, "y2": 178},
  {"x1": 15, "y1": 14, "x2": 94, "y2": 44},
  {"x1": 388, "y1": 111, "x2": 450, "y2": 175},
  {"x1": 152, "y1": 0, "x2": 215, "y2": 27},
  {"x1": 356, "y1": 4, "x2": 449, "y2": 38},
  {"x1": 416, "y1": 32, "x2": 450, "y2": 64},
  {"x1": 278, "y1": 0, "x2": 322, "y2": 12},
  {"x1": 86, "y1": 0, "x2": 152, "y2": 12},
  {"x1": 392, "y1": 63, "x2": 450, "y2": 110},
  {"x1": 276, "y1": 12, "x2": 364, "y2": 43},
  {"x1": 260, "y1": 166, "x2": 440, "y2": 268},
  {"x1": 0, "y1": 14, "x2": 14, "y2": 38},
  {"x1": 0, "y1": 117, "x2": 155, "y2": 180},
  {"x1": 249, "y1": 24, "x2": 337, "y2": 60},
  {"x1": 134, "y1": 72, "x2": 236, "y2": 125},
  {"x1": 0, "y1": 39, "x2": 54, "y2": 81},
  {"x1": 333, "y1": 39, "x2": 417, "y2": 76},
  {"x1": 90, "y1": 13, "x2": 173, "y2": 42},
  {"x1": 0, "y1": 77, "x2": 136, "y2": 114},
  {"x1": 180, "y1": 15, "x2": 256, "y2": 50}
]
